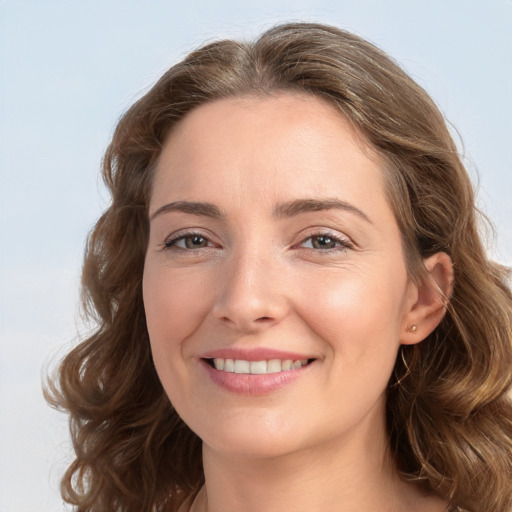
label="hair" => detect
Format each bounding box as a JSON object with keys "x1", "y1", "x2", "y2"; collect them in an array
[{"x1": 46, "y1": 22, "x2": 512, "y2": 512}]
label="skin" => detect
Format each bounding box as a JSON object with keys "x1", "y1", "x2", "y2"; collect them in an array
[{"x1": 143, "y1": 93, "x2": 452, "y2": 512}]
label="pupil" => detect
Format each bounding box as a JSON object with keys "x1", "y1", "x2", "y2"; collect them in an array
[
  {"x1": 186, "y1": 235, "x2": 205, "y2": 248},
  {"x1": 313, "y1": 235, "x2": 335, "y2": 249}
]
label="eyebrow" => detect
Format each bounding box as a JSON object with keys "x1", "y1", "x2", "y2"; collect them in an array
[
  {"x1": 273, "y1": 198, "x2": 372, "y2": 224},
  {"x1": 150, "y1": 198, "x2": 372, "y2": 224},
  {"x1": 150, "y1": 201, "x2": 224, "y2": 221}
]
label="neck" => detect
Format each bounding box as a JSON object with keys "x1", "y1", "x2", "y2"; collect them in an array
[{"x1": 193, "y1": 407, "x2": 436, "y2": 512}]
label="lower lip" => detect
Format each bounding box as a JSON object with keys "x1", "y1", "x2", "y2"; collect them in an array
[{"x1": 201, "y1": 360, "x2": 312, "y2": 396}]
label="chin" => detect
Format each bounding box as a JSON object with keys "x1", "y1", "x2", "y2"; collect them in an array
[
  {"x1": 206, "y1": 434, "x2": 304, "y2": 460},
  {"x1": 192, "y1": 409, "x2": 309, "y2": 460}
]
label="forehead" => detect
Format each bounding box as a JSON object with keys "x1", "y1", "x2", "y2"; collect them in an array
[{"x1": 151, "y1": 93, "x2": 388, "y2": 216}]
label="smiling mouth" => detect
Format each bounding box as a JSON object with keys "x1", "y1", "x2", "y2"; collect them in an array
[{"x1": 204, "y1": 358, "x2": 316, "y2": 375}]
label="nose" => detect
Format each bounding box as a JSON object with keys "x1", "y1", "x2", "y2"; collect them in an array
[{"x1": 212, "y1": 247, "x2": 289, "y2": 333}]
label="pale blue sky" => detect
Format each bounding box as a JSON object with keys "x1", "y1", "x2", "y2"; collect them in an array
[{"x1": 1, "y1": 1, "x2": 511, "y2": 510}]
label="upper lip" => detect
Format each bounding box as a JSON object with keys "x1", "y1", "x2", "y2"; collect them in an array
[{"x1": 200, "y1": 347, "x2": 316, "y2": 362}]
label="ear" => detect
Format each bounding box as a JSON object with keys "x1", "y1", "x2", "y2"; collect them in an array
[{"x1": 401, "y1": 252, "x2": 454, "y2": 345}]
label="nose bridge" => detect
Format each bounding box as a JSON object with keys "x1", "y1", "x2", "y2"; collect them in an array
[{"x1": 212, "y1": 236, "x2": 287, "y2": 331}]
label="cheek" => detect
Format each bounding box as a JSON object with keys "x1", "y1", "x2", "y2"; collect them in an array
[
  {"x1": 142, "y1": 264, "x2": 219, "y2": 422},
  {"x1": 142, "y1": 264, "x2": 214, "y2": 386},
  {"x1": 143, "y1": 265, "x2": 210, "y2": 340},
  {"x1": 294, "y1": 265, "x2": 406, "y2": 368}
]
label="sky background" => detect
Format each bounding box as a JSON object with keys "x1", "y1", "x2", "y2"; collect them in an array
[{"x1": 1, "y1": 1, "x2": 511, "y2": 510}]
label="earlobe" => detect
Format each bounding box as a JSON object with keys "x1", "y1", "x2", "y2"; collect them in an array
[{"x1": 401, "y1": 252, "x2": 454, "y2": 345}]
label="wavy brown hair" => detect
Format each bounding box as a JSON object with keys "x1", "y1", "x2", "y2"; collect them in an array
[{"x1": 46, "y1": 22, "x2": 512, "y2": 512}]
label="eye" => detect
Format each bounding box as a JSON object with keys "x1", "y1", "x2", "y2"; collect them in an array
[
  {"x1": 300, "y1": 234, "x2": 351, "y2": 251},
  {"x1": 164, "y1": 233, "x2": 211, "y2": 250}
]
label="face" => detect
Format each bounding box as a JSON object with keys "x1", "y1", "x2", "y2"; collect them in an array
[{"x1": 143, "y1": 94, "x2": 418, "y2": 460}]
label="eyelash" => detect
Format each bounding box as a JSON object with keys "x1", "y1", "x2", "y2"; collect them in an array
[
  {"x1": 163, "y1": 232, "x2": 213, "y2": 251},
  {"x1": 297, "y1": 233, "x2": 353, "y2": 252},
  {"x1": 162, "y1": 231, "x2": 353, "y2": 254}
]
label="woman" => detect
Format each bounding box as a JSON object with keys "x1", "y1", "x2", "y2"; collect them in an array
[{"x1": 47, "y1": 22, "x2": 512, "y2": 512}]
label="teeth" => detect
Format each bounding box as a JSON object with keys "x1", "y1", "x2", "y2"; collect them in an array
[
  {"x1": 234, "y1": 360, "x2": 250, "y2": 374},
  {"x1": 267, "y1": 359, "x2": 282, "y2": 373},
  {"x1": 250, "y1": 360, "x2": 267, "y2": 374},
  {"x1": 282, "y1": 360, "x2": 292, "y2": 371},
  {"x1": 211, "y1": 358, "x2": 309, "y2": 374}
]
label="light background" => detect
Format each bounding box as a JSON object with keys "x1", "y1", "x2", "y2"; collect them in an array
[{"x1": 1, "y1": 1, "x2": 511, "y2": 510}]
